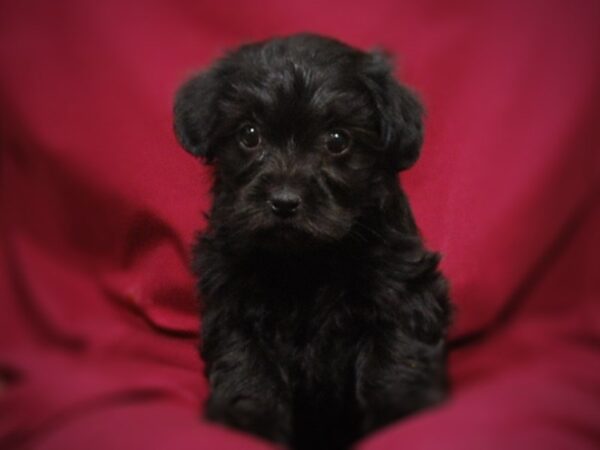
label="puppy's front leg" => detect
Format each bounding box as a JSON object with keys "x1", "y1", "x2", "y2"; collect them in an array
[
  {"x1": 355, "y1": 330, "x2": 447, "y2": 435},
  {"x1": 202, "y1": 323, "x2": 292, "y2": 444}
]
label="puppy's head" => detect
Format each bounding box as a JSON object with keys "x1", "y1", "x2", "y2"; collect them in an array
[{"x1": 174, "y1": 34, "x2": 423, "y2": 249}]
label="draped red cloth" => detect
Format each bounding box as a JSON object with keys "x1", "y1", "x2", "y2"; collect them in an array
[{"x1": 1, "y1": 1, "x2": 599, "y2": 449}]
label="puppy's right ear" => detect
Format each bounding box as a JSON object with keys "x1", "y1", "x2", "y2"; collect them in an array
[
  {"x1": 173, "y1": 70, "x2": 220, "y2": 161},
  {"x1": 362, "y1": 50, "x2": 425, "y2": 172}
]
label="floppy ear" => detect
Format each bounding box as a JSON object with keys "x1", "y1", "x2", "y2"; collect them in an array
[
  {"x1": 173, "y1": 70, "x2": 220, "y2": 161},
  {"x1": 363, "y1": 51, "x2": 424, "y2": 171}
]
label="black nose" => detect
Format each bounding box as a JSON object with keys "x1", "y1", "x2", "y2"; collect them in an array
[{"x1": 268, "y1": 190, "x2": 301, "y2": 217}]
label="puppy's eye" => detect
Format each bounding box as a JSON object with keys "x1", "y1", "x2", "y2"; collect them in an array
[
  {"x1": 326, "y1": 129, "x2": 351, "y2": 155},
  {"x1": 238, "y1": 124, "x2": 261, "y2": 150}
]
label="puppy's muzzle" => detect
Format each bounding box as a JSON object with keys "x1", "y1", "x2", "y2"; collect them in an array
[{"x1": 268, "y1": 188, "x2": 301, "y2": 218}]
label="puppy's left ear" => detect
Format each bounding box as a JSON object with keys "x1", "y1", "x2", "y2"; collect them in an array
[
  {"x1": 362, "y1": 51, "x2": 424, "y2": 171},
  {"x1": 173, "y1": 69, "x2": 220, "y2": 161}
]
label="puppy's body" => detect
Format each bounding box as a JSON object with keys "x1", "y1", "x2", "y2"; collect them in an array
[{"x1": 174, "y1": 34, "x2": 451, "y2": 450}]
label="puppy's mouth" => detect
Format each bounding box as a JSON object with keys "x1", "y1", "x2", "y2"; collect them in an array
[
  {"x1": 249, "y1": 215, "x2": 322, "y2": 250},
  {"x1": 225, "y1": 203, "x2": 353, "y2": 252},
  {"x1": 258, "y1": 218, "x2": 305, "y2": 239}
]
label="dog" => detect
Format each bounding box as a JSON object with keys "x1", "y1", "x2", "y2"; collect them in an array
[{"x1": 173, "y1": 34, "x2": 451, "y2": 450}]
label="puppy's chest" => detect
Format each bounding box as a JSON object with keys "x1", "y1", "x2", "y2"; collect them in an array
[{"x1": 264, "y1": 283, "x2": 367, "y2": 389}]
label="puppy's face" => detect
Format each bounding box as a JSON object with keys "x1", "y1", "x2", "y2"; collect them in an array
[{"x1": 175, "y1": 35, "x2": 423, "y2": 249}]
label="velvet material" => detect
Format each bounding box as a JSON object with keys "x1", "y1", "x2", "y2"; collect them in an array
[{"x1": 1, "y1": 1, "x2": 599, "y2": 448}]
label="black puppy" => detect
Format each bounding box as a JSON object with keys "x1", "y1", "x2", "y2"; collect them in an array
[{"x1": 174, "y1": 34, "x2": 451, "y2": 450}]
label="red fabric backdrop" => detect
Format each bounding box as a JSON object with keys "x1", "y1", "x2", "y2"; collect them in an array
[{"x1": 1, "y1": 1, "x2": 599, "y2": 449}]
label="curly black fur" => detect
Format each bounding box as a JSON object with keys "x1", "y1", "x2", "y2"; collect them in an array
[{"x1": 173, "y1": 34, "x2": 451, "y2": 450}]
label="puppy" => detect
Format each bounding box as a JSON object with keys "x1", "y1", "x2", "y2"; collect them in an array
[{"x1": 174, "y1": 34, "x2": 451, "y2": 450}]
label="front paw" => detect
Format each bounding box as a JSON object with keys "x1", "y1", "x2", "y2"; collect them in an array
[{"x1": 205, "y1": 393, "x2": 291, "y2": 443}]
